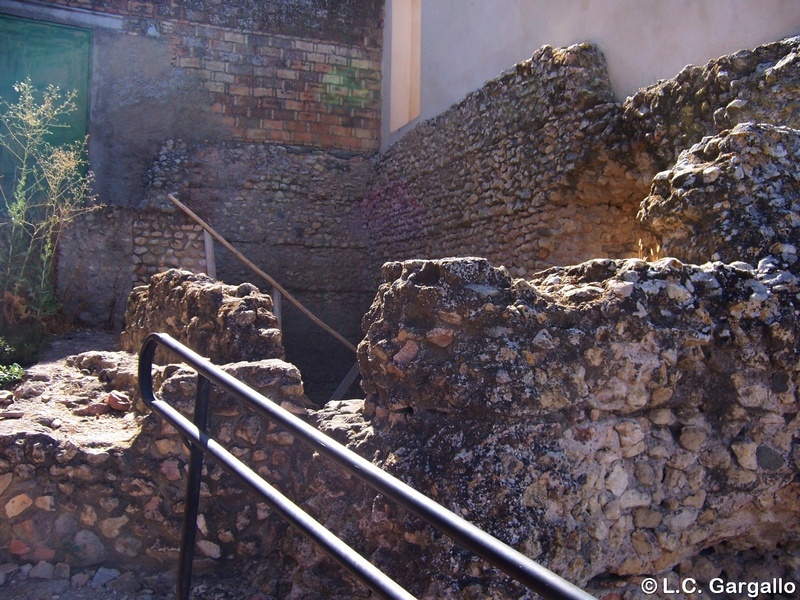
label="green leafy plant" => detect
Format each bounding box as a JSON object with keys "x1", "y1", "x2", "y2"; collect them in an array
[
  {"x1": 0, "y1": 79, "x2": 99, "y2": 360},
  {"x1": 0, "y1": 362, "x2": 23, "y2": 386}
]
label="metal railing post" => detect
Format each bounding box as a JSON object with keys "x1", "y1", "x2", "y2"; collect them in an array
[{"x1": 177, "y1": 374, "x2": 211, "y2": 600}]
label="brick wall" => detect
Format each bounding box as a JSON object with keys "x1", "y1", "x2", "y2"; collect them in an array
[
  {"x1": 171, "y1": 26, "x2": 381, "y2": 149},
  {"x1": 46, "y1": 0, "x2": 383, "y2": 152}
]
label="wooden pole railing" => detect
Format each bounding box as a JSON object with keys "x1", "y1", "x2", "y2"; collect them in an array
[{"x1": 167, "y1": 192, "x2": 357, "y2": 354}]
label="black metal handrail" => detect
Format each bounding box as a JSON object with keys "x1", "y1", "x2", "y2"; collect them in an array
[{"x1": 138, "y1": 332, "x2": 595, "y2": 600}]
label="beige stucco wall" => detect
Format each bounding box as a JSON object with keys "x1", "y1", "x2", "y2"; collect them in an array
[{"x1": 383, "y1": 0, "x2": 800, "y2": 148}]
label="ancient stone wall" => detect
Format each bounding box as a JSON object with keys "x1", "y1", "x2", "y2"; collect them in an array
[
  {"x1": 143, "y1": 139, "x2": 375, "y2": 401},
  {"x1": 366, "y1": 43, "x2": 650, "y2": 279},
  {"x1": 130, "y1": 209, "x2": 207, "y2": 289},
  {"x1": 56, "y1": 207, "x2": 135, "y2": 329},
  {"x1": 291, "y1": 122, "x2": 800, "y2": 598},
  {"x1": 365, "y1": 37, "x2": 800, "y2": 278},
  {"x1": 0, "y1": 272, "x2": 316, "y2": 590},
  {"x1": 56, "y1": 205, "x2": 207, "y2": 329},
  {"x1": 0, "y1": 352, "x2": 314, "y2": 584}
]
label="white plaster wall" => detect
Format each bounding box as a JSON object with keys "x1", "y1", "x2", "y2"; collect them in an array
[{"x1": 383, "y1": 0, "x2": 800, "y2": 149}]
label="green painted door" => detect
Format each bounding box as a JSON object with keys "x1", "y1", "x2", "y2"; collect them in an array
[{"x1": 0, "y1": 14, "x2": 91, "y2": 199}]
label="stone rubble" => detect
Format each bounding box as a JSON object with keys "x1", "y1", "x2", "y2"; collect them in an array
[
  {"x1": 0, "y1": 279, "x2": 315, "y2": 597},
  {"x1": 120, "y1": 269, "x2": 284, "y2": 365}
]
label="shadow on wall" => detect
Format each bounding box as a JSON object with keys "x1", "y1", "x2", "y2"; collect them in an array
[{"x1": 90, "y1": 30, "x2": 228, "y2": 208}]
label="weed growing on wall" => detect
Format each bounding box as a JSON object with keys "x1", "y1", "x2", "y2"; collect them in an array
[
  {"x1": 638, "y1": 238, "x2": 663, "y2": 262},
  {"x1": 0, "y1": 79, "x2": 99, "y2": 364}
]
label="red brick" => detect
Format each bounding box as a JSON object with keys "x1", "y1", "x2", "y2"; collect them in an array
[
  {"x1": 223, "y1": 32, "x2": 247, "y2": 44},
  {"x1": 313, "y1": 62, "x2": 336, "y2": 74},
  {"x1": 247, "y1": 107, "x2": 273, "y2": 120},
  {"x1": 267, "y1": 130, "x2": 292, "y2": 143},
  {"x1": 331, "y1": 125, "x2": 352, "y2": 137},
  {"x1": 318, "y1": 113, "x2": 341, "y2": 125},
  {"x1": 283, "y1": 80, "x2": 306, "y2": 93},
  {"x1": 178, "y1": 57, "x2": 201, "y2": 69},
  {"x1": 204, "y1": 60, "x2": 226, "y2": 72},
  {"x1": 226, "y1": 103, "x2": 251, "y2": 117},
  {"x1": 244, "y1": 129, "x2": 268, "y2": 141},
  {"x1": 315, "y1": 43, "x2": 338, "y2": 55},
  {"x1": 210, "y1": 40, "x2": 236, "y2": 53},
  {"x1": 288, "y1": 61, "x2": 311, "y2": 71},
  {"x1": 292, "y1": 40, "x2": 315, "y2": 52},
  {"x1": 205, "y1": 81, "x2": 226, "y2": 94},
  {"x1": 234, "y1": 95, "x2": 260, "y2": 108},
  {"x1": 9, "y1": 538, "x2": 31, "y2": 555},
  {"x1": 33, "y1": 546, "x2": 56, "y2": 562},
  {"x1": 327, "y1": 54, "x2": 348, "y2": 66},
  {"x1": 272, "y1": 109, "x2": 297, "y2": 121},
  {"x1": 309, "y1": 123, "x2": 332, "y2": 135},
  {"x1": 229, "y1": 84, "x2": 251, "y2": 96},
  {"x1": 299, "y1": 91, "x2": 320, "y2": 102},
  {"x1": 212, "y1": 72, "x2": 235, "y2": 84},
  {"x1": 284, "y1": 121, "x2": 308, "y2": 133},
  {"x1": 259, "y1": 97, "x2": 282, "y2": 110},
  {"x1": 252, "y1": 87, "x2": 273, "y2": 98},
  {"x1": 284, "y1": 100, "x2": 305, "y2": 111},
  {"x1": 292, "y1": 132, "x2": 314, "y2": 144},
  {"x1": 261, "y1": 119, "x2": 286, "y2": 130}
]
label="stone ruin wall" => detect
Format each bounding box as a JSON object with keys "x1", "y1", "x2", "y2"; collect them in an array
[
  {"x1": 143, "y1": 140, "x2": 376, "y2": 401},
  {"x1": 3, "y1": 33, "x2": 799, "y2": 598},
  {"x1": 365, "y1": 37, "x2": 800, "y2": 279},
  {"x1": 57, "y1": 206, "x2": 209, "y2": 329},
  {"x1": 1, "y1": 272, "x2": 319, "y2": 590},
  {"x1": 322, "y1": 121, "x2": 800, "y2": 598},
  {"x1": 366, "y1": 43, "x2": 652, "y2": 278}
]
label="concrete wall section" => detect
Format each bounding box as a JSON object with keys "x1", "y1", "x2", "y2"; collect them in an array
[
  {"x1": 89, "y1": 30, "x2": 227, "y2": 206},
  {"x1": 384, "y1": 0, "x2": 800, "y2": 148}
]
